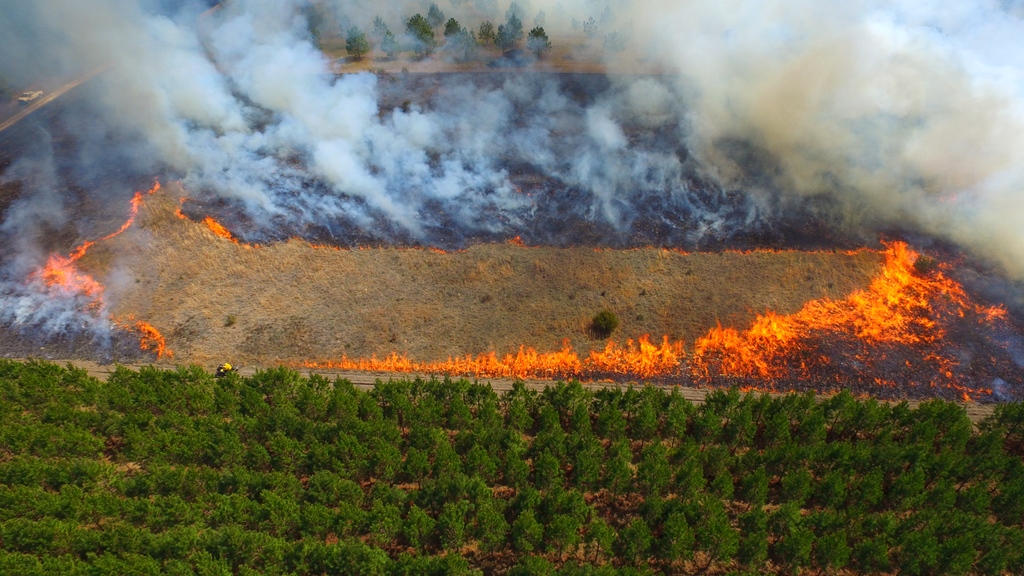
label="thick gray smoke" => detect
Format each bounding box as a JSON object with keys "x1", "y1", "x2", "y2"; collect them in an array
[
  {"x1": 636, "y1": 0, "x2": 1024, "y2": 277},
  {"x1": 1, "y1": 0, "x2": 1024, "y2": 349}
]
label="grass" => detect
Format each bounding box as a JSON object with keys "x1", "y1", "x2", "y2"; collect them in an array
[{"x1": 77, "y1": 188, "x2": 885, "y2": 370}]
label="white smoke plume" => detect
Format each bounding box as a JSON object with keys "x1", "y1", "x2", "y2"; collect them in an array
[{"x1": 636, "y1": 0, "x2": 1024, "y2": 276}]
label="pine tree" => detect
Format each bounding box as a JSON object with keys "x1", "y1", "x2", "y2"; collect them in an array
[
  {"x1": 437, "y1": 500, "x2": 470, "y2": 550},
  {"x1": 527, "y1": 27, "x2": 551, "y2": 58},
  {"x1": 444, "y1": 18, "x2": 462, "y2": 38},
  {"x1": 406, "y1": 14, "x2": 436, "y2": 55},
  {"x1": 511, "y1": 509, "x2": 544, "y2": 552},
  {"x1": 495, "y1": 13, "x2": 524, "y2": 52},
  {"x1": 427, "y1": 2, "x2": 446, "y2": 30},
  {"x1": 403, "y1": 504, "x2": 435, "y2": 550},
  {"x1": 381, "y1": 29, "x2": 400, "y2": 59},
  {"x1": 637, "y1": 442, "x2": 670, "y2": 497},
  {"x1": 478, "y1": 21, "x2": 496, "y2": 45},
  {"x1": 372, "y1": 16, "x2": 387, "y2": 38},
  {"x1": 660, "y1": 512, "x2": 695, "y2": 563}
]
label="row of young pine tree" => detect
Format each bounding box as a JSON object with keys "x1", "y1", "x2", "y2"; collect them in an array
[
  {"x1": 1, "y1": 359, "x2": 1023, "y2": 575},
  {"x1": 323, "y1": 2, "x2": 556, "y2": 61}
]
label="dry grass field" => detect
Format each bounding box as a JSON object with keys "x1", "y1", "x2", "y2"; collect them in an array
[{"x1": 77, "y1": 184, "x2": 885, "y2": 370}]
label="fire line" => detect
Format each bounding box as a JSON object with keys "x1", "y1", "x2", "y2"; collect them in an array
[
  {"x1": 302, "y1": 242, "x2": 1008, "y2": 401},
  {"x1": 28, "y1": 181, "x2": 172, "y2": 359}
]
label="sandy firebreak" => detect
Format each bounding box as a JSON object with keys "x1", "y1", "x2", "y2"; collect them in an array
[{"x1": 75, "y1": 183, "x2": 885, "y2": 371}]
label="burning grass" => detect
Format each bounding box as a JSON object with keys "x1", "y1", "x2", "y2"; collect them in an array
[
  {"x1": 297, "y1": 241, "x2": 1016, "y2": 401},
  {"x1": 35, "y1": 183, "x2": 1019, "y2": 402},
  {"x1": 95, "y1": 186, "x2": 882, "y2": 367},
  {"x1": 690, "y1": 241, "x2": 1012, "y2": 401},
  {"x1": 26, "y1": 181, "x2": 172, "y2": 359}
]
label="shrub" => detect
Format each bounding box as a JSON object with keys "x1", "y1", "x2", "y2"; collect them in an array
[
  {"x1": 913, "y1": 255, "x2": 937, "y2": 275},
  {"x1": 591, "y1": 310, "x2": 619, "y2": 337}
]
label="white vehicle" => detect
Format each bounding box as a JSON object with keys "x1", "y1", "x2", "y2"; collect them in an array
[{"x1": 17, "y1": 91, "x2": 43, "y2": 104}]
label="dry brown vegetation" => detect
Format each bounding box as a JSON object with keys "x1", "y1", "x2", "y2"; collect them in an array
[{"x1": 77, "y1": 184, "x2": 885, "y2": 371}]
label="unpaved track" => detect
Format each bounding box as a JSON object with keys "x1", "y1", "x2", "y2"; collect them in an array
[
  {"x1": 41, "y1": 358, "x2": 997, "y2": 424},
  {"x1": 0, "y1": 67, "x2": 106, "y2": 134}
]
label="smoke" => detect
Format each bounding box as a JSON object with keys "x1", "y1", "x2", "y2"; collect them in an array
[
  {"x1": 636, "y1": 0, "x2": 1024, "y2": 277},
  {"x1": 1, "y1": 0, "x2": 1024, "y2": 348}
]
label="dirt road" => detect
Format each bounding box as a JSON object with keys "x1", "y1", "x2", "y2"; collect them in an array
[{"x1": 0, "y1": 67, "x2": 107, "y2": 135}]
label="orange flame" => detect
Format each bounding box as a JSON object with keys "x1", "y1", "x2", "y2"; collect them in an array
[
  {"x1": 27, "y1": 181, "x2": 171, "y2": 358},
  {"x1": 114, "y1": 317, "x2": 173, "y2": 359},
  {"x1": 587, "y1": 335, "x2": 685, "y2": 378},
  {"x1": 688, "y1": 241, "x2": 1004, "y2": 399},
  {"x1": 32, "y1": 254, "x2": 106, "y2": 306},
  {"x1": 302, "y1": 241, "x2": 1008, "y2": 400},
  {"x1": 177, "y1": 207, "x2": 254, "y2": 248},
  {"x1": 133, "y1": 320, "x2": 172, "y2": 359},
  {"x1": 30, "y1": 181, "x2": 161, "y2": 301},
  {"x1": 303, "y1": 335, "x2": 687, "y2": 380},
  {"x1": 202, "y1": 216, "x2": 239, "y2": 244}
]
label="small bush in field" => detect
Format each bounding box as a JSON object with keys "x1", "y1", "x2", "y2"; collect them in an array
[{"x1": 592, "y1": 310, "x2": 619, "y2": 337}]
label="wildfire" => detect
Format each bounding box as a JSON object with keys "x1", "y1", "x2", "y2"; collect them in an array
[
  {"x1": 689, "y1": 241, "x2": 1005, "y2": 399},
  {"x1": 303, "y1": 241, "x2": 1009, "y2": 401},
  {"x1": 31, "y1": 182, "x2": 161, "y2": 301},
  {"x1": 27, "y1": 181, "x2": 172, "y2": 359},
  {"x1": 24, "y1": 182, "x2": 1015, "y2": 401},
  {"x1": 32, "y1": 254, "x2": 106, "y2": 305},
  {"x1": 202, "y1": 216, "x2": 241, "y2": 244},
  {"x1": 114, "y1": 317, "x2": 173, "y2": 359},
  {"x1": 303, "y1": 335, "x2": 687, "y2": 380}
]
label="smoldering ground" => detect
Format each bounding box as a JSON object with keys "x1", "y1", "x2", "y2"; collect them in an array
[{"x1": 1, "y1": 0, "x2": 1023, "y2": 347}]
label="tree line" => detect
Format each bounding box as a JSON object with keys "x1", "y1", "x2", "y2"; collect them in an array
[
  {"x1": 0, "y1": 358, "x2": 1023, "y2": 574},
  {"x1": 333, "y1": 2, "x2": 555, "y2": 62}
]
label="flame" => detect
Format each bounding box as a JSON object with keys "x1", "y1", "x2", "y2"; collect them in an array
[
  {"x1": 308, "y1": 243, "x2": 343, "y2": 251},
  {"x1": 32, "y1": 254, "x2": 107, "y2": 307},
  {"x1": 302, "y1": 241, "x2": 1008, "y2": 401},
  {"x1": 587, "y1": 335, "x2": 685, "y2": 378},
  {"x1": 134, "y1": 320, "x2": 171, "y2": 359},
  {"x1": 26, "y1": 181, "x2": 171, "y2": 358},
  {"x1": 202, "y1": 216, "x2": 239, "y2": 244},
  {"x1": 30, "y1": 182, "x2": 161, "y2": 300},
  {"x1": 689, "y1": 241, "x2": 1004, "y2": 399},
  {"x1": 24, "y1": 185, "x2": 1015, "y2": 400},
  {"x1": 113, "y1": 316, "x2": 173, "y2": 359},
  {"x1": 303, "y1": 335, "x2": 687, "y2": 380}
]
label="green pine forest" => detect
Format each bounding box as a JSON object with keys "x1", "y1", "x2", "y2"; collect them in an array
[{"x1": 1, "y1": 359, "x2": 1023, "y2": 575}]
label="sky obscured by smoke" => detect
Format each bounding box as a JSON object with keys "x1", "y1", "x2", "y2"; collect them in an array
[
  {"x1": 1, "y1": 0, "x2": 1024, "y2": 344},
  {"x1": 640, "y1": 0, "x2": 1024, "y2": 277}
]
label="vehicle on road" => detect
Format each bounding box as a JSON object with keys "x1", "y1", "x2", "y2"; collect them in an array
[{"x1": 17, "y1": 91, "x2": 43, "y2": 104}]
